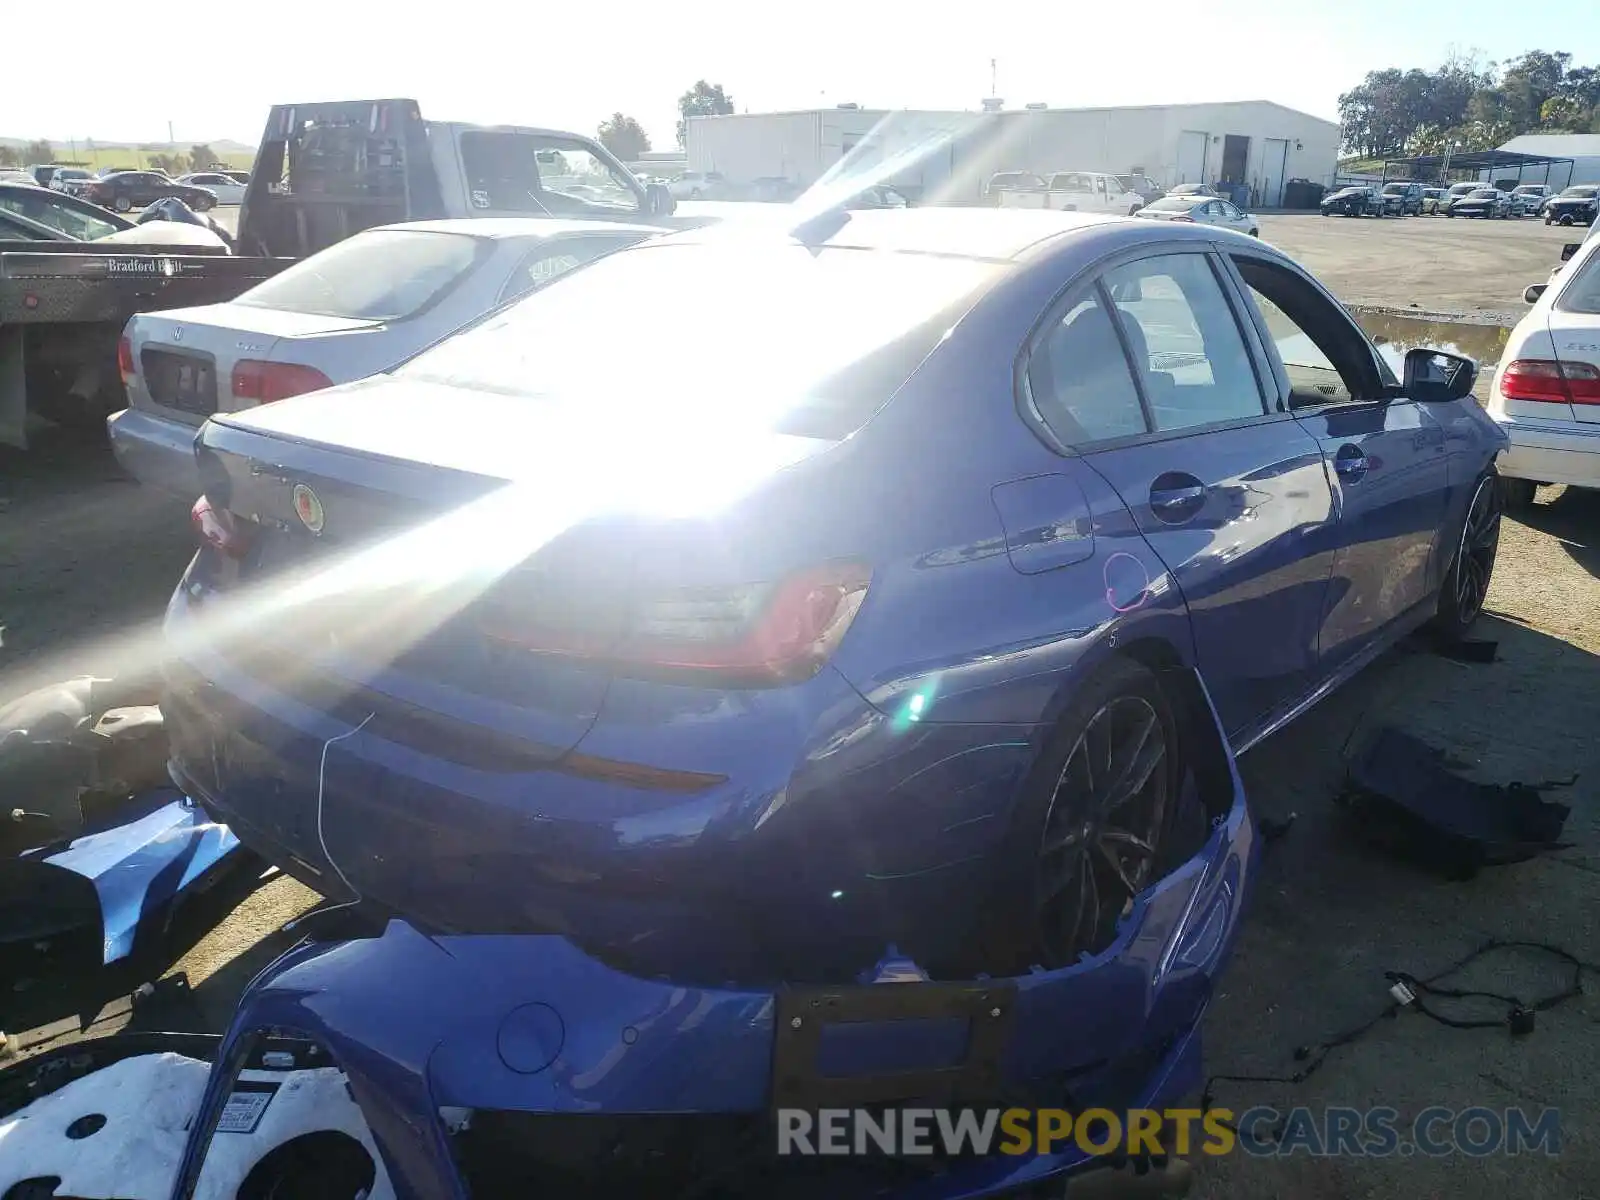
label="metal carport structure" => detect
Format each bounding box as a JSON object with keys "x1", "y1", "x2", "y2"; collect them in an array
[{"x1": 1378, "y1": 148, "x2": 1576, "y2": 190}]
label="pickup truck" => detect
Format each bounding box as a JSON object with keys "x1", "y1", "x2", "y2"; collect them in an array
[
  {"x1": 3, "y1": 97, "x2": 686, "y2": 451},
  {"x1": 995, "y1": 170, "x2": 1146, "y2": 216}
]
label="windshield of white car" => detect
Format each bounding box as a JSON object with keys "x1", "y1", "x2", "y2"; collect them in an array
[
  {"x1": 1560, "y1": 186, "x2": 1598, "y2": 198},
  {"x1": 234, "y1": 229, "x2": 490, "y2": 321},
  {"x1": 1144, "y1": 197, "x2": 1197, "y2": 212},
  {"x1": 397, "y1": 240, "x2": 1008, "y2": 440},
  {"x1": 457, "y1": 131, "x2": 644, "y2": 217},
  {"x1": 1468, "y1": 190, "x2": 1497, "y2": 198}
]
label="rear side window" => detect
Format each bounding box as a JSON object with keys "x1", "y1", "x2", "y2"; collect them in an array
[
  {"x1": 1028, "y1": 296, "x2": 1149, "y2": 444},
  {"x1": 1554, "y1": 247, "x2": 1600, "y2": 315},
  {"x1": 235, "y1": 229, "x2": 487, "y2": 321},
  {"x1": 1103, "y1": 253, "x2": 1266, "y2": 431}
]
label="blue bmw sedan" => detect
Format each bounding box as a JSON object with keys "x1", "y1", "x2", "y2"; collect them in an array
[{"x1": 162, "y1": 208, "x2": 1506, "y2": 987}]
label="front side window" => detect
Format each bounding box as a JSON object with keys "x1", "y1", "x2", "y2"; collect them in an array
[
  {"x1": 1027, "y1": 295, "x2": 1148, "y2": 445},
  {"x1": 1103, "y1": 253, "x2": 1266, "y2": 431},
  {"x1": 458, "y1": 131, "x2": 643, "y2": 217},
  {"x1": 1230, "y1": 256, "x2": 1381, "y2": 407},
  {"x1": 235, "y1": 229, "x2": 487, "y2": 321}
]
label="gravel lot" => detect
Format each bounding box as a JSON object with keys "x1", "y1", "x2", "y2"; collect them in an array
[{"x1": 1, "y1": 210, "x2": 1595, "y2": 1195}]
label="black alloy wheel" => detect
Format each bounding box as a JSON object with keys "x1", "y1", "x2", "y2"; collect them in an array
[
  {"x1": 1033, "y1": 690, "x2": 1172, "y2": 966},
  {"x1": 1435, "y1": 472, "x2": 1502, "y2": 640}
]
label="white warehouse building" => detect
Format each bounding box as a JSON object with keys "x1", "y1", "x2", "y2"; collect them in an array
[{"x1": 685, "y1": 100, "x2": 1340, "y2": 207}]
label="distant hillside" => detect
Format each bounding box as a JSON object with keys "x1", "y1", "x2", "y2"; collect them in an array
[{"x1": 0, "y1": 137, "x2": 256, "y2": 172}]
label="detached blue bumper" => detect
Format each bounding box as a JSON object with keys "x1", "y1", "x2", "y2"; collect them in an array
[
  {"x1": 168, "y1": 743, "x2": 1255, "y2": 1198},
  {"x1": 2, "y1": 789, "x2": 241, "y2": 964}
]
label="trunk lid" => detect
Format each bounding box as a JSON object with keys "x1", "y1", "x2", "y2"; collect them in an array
[
  {"x1": 1548, "y1": 309, "x2": 1600, "y2": 424},
  {"x1": 191, "y1": 375, "x2": 838, "y2": 758},
  {"x1": 127, "y1": 304, "x2": 381, "y2": 425}
]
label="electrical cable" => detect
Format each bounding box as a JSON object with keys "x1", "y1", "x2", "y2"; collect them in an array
[
  {"x1": 1199, "y1": 940, "x2": 1592, "y2": 1145},
  {"x1": 280, "y1": 712, "x2": 373, "y2": 935}
]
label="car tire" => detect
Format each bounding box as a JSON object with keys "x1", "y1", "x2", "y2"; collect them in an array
[
  {"x1": 1432, "y1": 471, "x2": 1503, "y2": 644},
  {"x1": 1249, "y1": 227, "x2": 1260, "y2": 237},
  {"x1": 113, "y1": 195, "x2": 132, "y2": 212},
  {"x1": 985, "y1": 656, "x2": 1183, "y2": 974},
  {"x1": 1499, "y1": 476, "x2": 1537, "y2": 509}
]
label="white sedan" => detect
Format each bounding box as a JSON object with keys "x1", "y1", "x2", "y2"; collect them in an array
[
  {"x1": 1133, "y1": 194, "x2": 1260, "y2": 236},
  {"x1": 1488, "y1": 226, "x2": 1600, "y2": 506},
  {"x1": 108, "y1": 218, "x2": 663, "y2": 496},
  {"x1": 176, "y1": 172, "x2": 247, "y2": 205}
]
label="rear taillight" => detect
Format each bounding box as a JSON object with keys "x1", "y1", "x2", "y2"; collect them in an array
[
  {"x1": 1499, "y1": 359, "x2": 1600, "y2": 405},
  {"x1": 231, "y1": 360, "x2": 334, "y2": 404},
  {"x1": 117, "y1": 336, "x2": 135, "y2": 386},
  {"x1": 191, "y1": 495, "x2": 253, "y2": 559},
  {"x1": 482, "y1": 562, "x2": 871, "y2": 686}
]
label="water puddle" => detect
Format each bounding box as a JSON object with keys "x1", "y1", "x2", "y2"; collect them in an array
[{"x1": 1350, "y1": 309, "x2": 1511, "y2": 374}]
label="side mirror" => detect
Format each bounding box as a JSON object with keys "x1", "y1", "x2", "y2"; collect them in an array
[
  {"x1": 1403, "y1": 347, "x2": 1477, "y2": 403},
  {"x1": 646, "y1": 182, "x2": 676, "y2": 218},
  {"x1": 1561, "y1": 242, "x2": 1581, "y2": 262},
  {"x1": 1525, "y1": 283, "x2": 1548, "y2": 304}
]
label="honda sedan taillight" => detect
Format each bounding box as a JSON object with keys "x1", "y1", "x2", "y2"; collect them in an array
[{"x1": 231, "y1": 360, "x2": 334, "y2": 404}]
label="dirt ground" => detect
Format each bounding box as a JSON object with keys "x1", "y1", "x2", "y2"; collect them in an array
[
  {"x1": 1, "y1": 214, "x2": 1597, "y2": 1196},
  {"x1": 1258, "y1": 211, "x2": 1580, "y2": 325}
]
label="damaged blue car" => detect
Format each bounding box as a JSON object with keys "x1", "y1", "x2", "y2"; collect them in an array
[{"x1": 120, "y1": 207, "x2": 1504, "y2": 1194}]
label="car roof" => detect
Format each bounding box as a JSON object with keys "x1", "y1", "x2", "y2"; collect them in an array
[
  {"x1": 666, "y1": 207, "x2": 1123, "y2": 262},
  {"x1": 360, "y1": 217, "x2": 668, "y2": 240}
]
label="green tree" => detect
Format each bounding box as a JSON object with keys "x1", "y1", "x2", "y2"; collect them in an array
[
  {"x1": 22, "y1": 139, "x2": 54, "y2": 166},
  {"x1": 188, "y1": 143, "x2": 217, "y2": 173},
  {"x1": 0, "y1": 145, "x2": 20, "y2": 168},
  {"x1": 149, "y1": 152, "x2": 187, "y2": 175},
  {"x1": 597, "y1": 113, "x2": 651, "y2": 163},
  {"x1": 677, "y1": 80, "x2": 734, "y2": 147}
]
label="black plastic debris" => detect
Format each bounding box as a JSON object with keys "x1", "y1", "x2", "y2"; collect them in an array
[
  {"x1": 1337, "y1": 726, "x2": 1574, "y2": 879},
  {"x1": 0, "y1": 677, "x2": 168, "y2": 853},
  {"x1": 1433, "y1": 639, "x2": 1498, "y2": 665}
]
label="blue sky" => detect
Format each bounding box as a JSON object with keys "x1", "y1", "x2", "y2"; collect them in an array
[{"x1": 7, "y1": 1, "x2": 1599, "y2": 149}]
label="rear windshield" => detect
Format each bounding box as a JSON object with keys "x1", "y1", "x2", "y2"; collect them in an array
[
  {"x1": 1144, "y1": 197, "x2": 1195, "y2": 212},
  {"x1": 234, "y1": 229, "x2": 487, "y2": 321},
  {"x1": 1382, "y1": 183, "x2": 1409, "y2": 193},
  {"x1": 397, "y1": 239, "x2": 1008, "y2": 439}
]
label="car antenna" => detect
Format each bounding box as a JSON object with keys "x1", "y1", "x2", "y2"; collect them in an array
[{"x1": 789, "y1": 206, "x2": 851, "y2": 246}]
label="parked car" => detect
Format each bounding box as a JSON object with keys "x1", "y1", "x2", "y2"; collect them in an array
[
  {"x1": 163, "y1": 210, "x2": 1503, "y2": 1008},
  {"x1": 985, "y1": 171, "x2": 1047, "y2": 204},
  {"x1": 109, "y1": 218, "x2": 660, "y2": 495},
  {"x1": 1380, "y1": 181, "x2": 1424, "y2": 216},
  {"x1": 844, "y1": 184, "x2": 910, "y2": 209},
  {"x1": 1437, "y1": 182, "x2": 1481, "y2": 215},
  {"x1": 1419, "y1": 187, "x2": 1447, "y2": 215},
  {"x1": 1494, "y1": 228, "x2": 1600, "y2": 506},
  {"x1": 1544, "y1": 184, "x2": 1599, "y2": 227},
  {"x1": 997, "y1": 171, "x2": 1147, "y2": 214},
  {"x1": 1114, "y1": 173, "x2": 1165, "y2": 206},
  {"x1": 1133, "y1": 194, "x2": 1259, "y2": 235},
  {"x1": 176, "y1": 171, "x2": 246, "y2": 205},
  {"x1": 1320, "y1": 186, "x2": 1382, "y2": 216},
  {"x1": 48, "y1": 167, "x2": 94, "y2": 196},
  {"x1": 83, "y1": 171, "x2": 218, "y2": 213},
  {"x1": 0, "y1": 180, "x2": 138, "y2": 240},
  {"x1": 1447, "y1": 188, "x2": 1510, "y2": 219},
  {"x1": 1509, "y1": 184, "x2": 1550, "y2": 216},
  {"x1": 666, "y1": 171, "x2": 730, "y2": 200}
]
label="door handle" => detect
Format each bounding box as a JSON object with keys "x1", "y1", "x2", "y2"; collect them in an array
[
  {"x1": 1333, "y1": 443, "x2": 1368, "y2": 476},
  {"x1": 1148, "y1": 473, "x2": 1208, "y2": 524}
]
